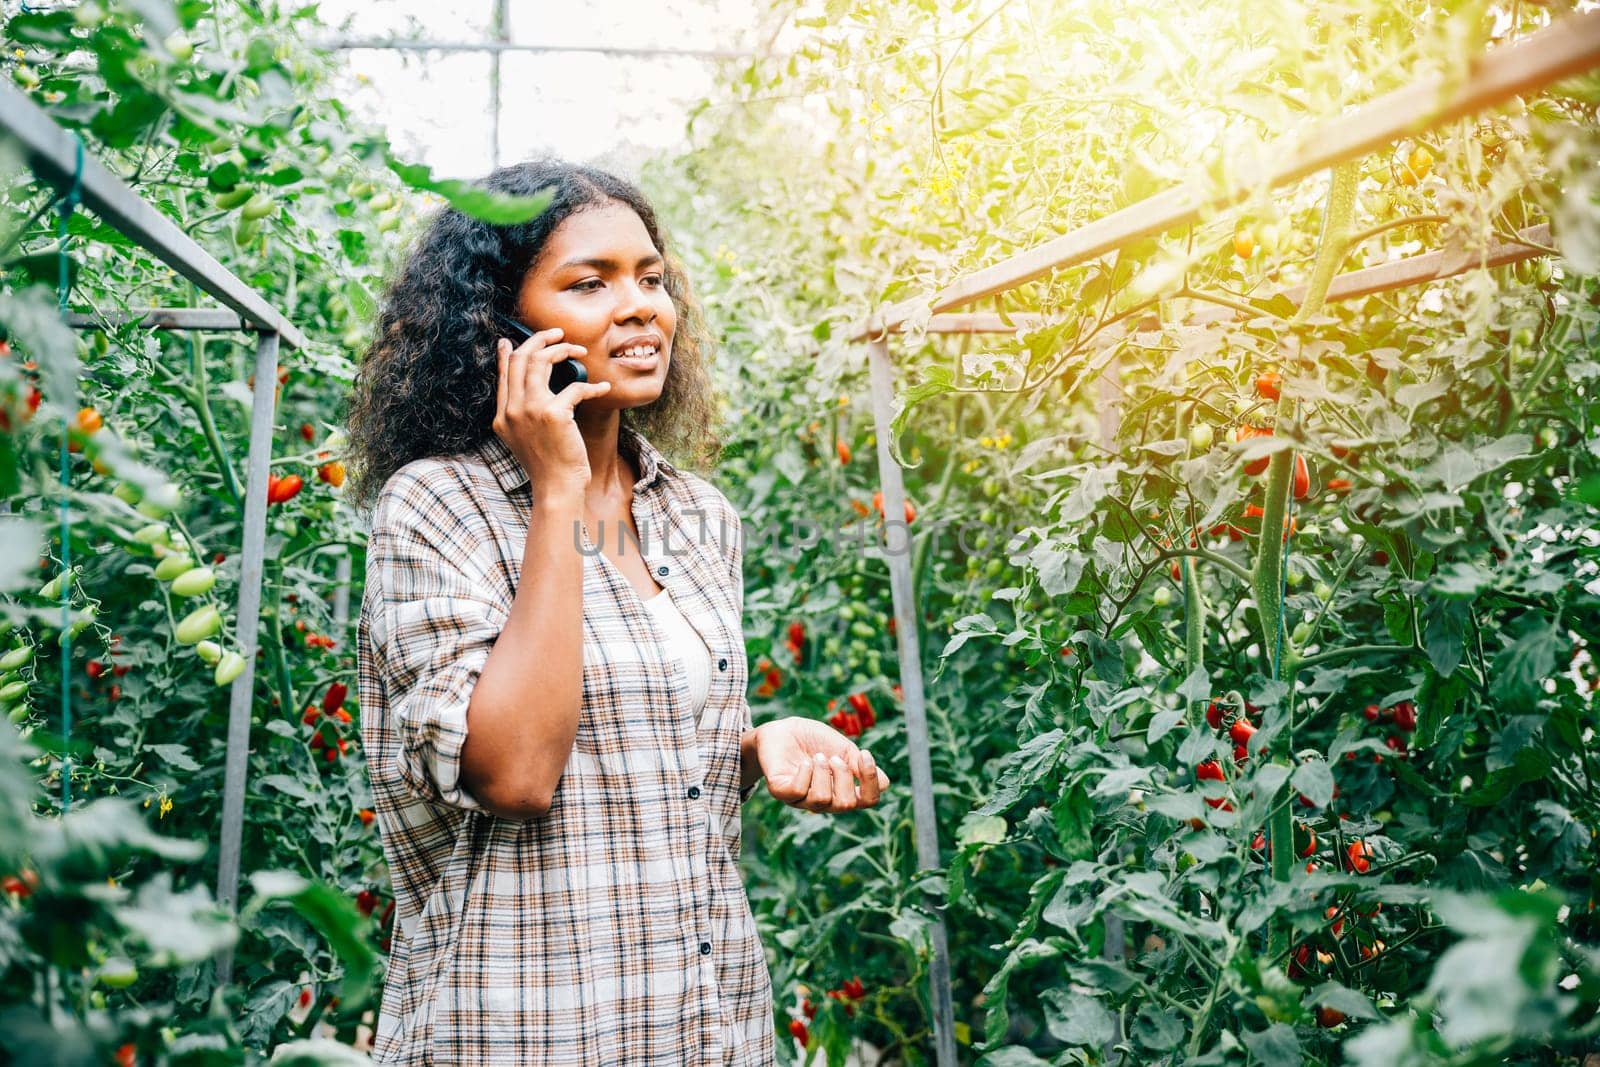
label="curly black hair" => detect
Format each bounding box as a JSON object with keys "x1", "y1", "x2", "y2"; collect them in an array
[{"x1": 343, "y1": 158, "x2": 723, "y2": 515}]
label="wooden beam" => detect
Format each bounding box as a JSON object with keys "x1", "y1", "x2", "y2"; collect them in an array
[{"x1": 851, "y1": 13, "x2": 1600, "y2": 340}]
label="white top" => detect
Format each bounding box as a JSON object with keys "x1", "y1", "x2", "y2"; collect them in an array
[{"x1": 643, "y1": 588, "x2": 715, "y2": 730}]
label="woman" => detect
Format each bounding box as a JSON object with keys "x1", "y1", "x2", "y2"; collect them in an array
[{"x1": 344, "y1": 159, "x2": 890, "y2": 1065}]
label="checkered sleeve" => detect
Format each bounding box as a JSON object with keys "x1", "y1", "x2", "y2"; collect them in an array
[
  {"x1": 716, "y1": 496, "x2": 764, "y2": 805},
  {"x1": 367, "y1": 467, "x2": 504, "y2": 813}
]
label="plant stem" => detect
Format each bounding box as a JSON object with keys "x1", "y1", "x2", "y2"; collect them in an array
[{"x1": 1260, "y1": 161, "x2": 1359, "y2": 961}]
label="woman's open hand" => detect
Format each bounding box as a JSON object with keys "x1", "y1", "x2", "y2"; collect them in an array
[{"x1": 755, "y1": 717, "x2": 889, "y2": 813}]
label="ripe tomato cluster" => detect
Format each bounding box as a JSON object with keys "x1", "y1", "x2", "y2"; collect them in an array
[
  {"x1": 303, "y1": 682, "x2": 356, "y2": 764},
  {"x1": 789, "y1": 976, "x2": 869, "y2": 1046},
  {"x1": 785, "y1": 620, "x2": 805, "y2": 666},
  {"x1": 266, "y1": 472, "x2": 303, "y2": 504},
  {"x1": 1360, "y1": 700, "x2": 1417, "y2": 761},
  {"x1": 827, "y1": 692, "x2": 876, "y2": 737},
  {"x1": 751, "y1": 655, "x2": 783, "y2": 698}
]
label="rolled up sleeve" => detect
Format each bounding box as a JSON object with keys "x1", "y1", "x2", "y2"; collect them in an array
[{"x1": 367, "y1": 470, "x2": 505, "y2": 812}]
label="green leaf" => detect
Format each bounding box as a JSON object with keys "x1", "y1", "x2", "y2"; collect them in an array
[
  {"x1": 978, "y1": 729, "x2": 1066, "y2": 815},
  {"x1": 1422, "y1": 597, "x2": 1468, "y2": 677},
  {"x1": 958, "y1": 813, "x2": 1008, "y2": 847},
  {"x1": 888, "y1": 364, "x2": 957, "y2": 467},
  {"x1": 388, "y1": 159, "x2": 554, "y2": 224},
  {"x1": 1042, "y1": 988, "x2": 1117, "y2": 1047},
  {"x1": 1241, "y1": 1023, "x2": 1302, "y2": 1067},
  {"x1": 1489, "y1": 622, "x2": 1560, "y2": 707},
  {"x1": 261, "y1": 1040, "x2": 373, "y2": 1066},
  {"x1": 1290, "y1": 758, "x2": 1334, "y2": 808},
  {"x1": 112, "y1": 874, "x2": 236, "y2": 966},
  {"x1": 1051, "y1": 785, "x2": 1095, "y2": 860},
  {"x1": 1132, "y1": 1003, "x2": 1184, "y2": 1050},
  {"x1": 1306, "y1": 981, "x2": 1379, "y2": 1020},
  {"x1": 976, "y1": 1048, "x2": 1051, "y2": 1067},
  {"x1": 247, "y1": 870, "x2": 378, "y2": 1011}
]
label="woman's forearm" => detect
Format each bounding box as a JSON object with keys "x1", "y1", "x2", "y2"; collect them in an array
[
  {"x1": 459, "y1": 491, "x2": 587, "y2": 819},
  {"x1": 740, "y1": 726, "x2": 763, "y2": 795}
]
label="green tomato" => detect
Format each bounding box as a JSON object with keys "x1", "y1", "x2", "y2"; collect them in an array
[
  {"x1": 1152, "y1": 586, "x2": 1173, "y2": 607},
  {"x1": 982, "y1": 477, "x2": 1001, "y2": 499},
  {"x1": 133, "y1": 523, "x2": 169, "y2": 546},
  {"x1": 175, "y1": 605, "x2": 222, "y2": 645},
  {"x1": 60, "y1": 608, "x2": 98, "y2": 645},
  {"x1": 195, "y1": 640, "x2": 223, "y2": 666},
  {"x1": 153, "y1": 554, "x2": 195, "y2": 581},
  {"x1": 214, "y1": 651, "x2": 246, "y2": 687},
  {"x1": 89, "y1": 990, "x2": 106, "y2": 1010},
  {"x1": 240, "y1": 194, "x2": 276, "y2": 221},
  {"x1": 96, "y1": 957, "x2": 139, "y2": 989},
  {"x1": 137, "y1": 483, "x2": 182, "y2": 518},
  {"x1": 849, "y1": 620, "x2": 876, "y2": 640},
  {"x1": 112, "y1": 482, "x2": 142, "y2": 506},
  {"x1": 170, "y1": 567, "x2": 216, "y2": 598},
  {"x1": 38, "y1": 567, "x2": 78, "y2": 600},
  {"x1": 368, "y1": 191, "x2": 396, "y2": 212},
  {"x1": 984, "y1": 559, "x2": 1004, "y2": 578},
  {"x1": 164, "y1": 33, "x2": 194, "y2": 61},
  {"x1": 7, "y1": 705, "x2": 29, "y2": 724},
  {"x1": 1285, "y1": 568, "x2": 1303, "y2": 587},
  {"x1": 1189, "y1": 423, "x2": 1214, "y2": 452},
  {"x1": 234, "y1": 216, "x2": 262, "y2": 246},
  {"x1": 1512, "y1": 327, "x2": 1536, "y2": 348},
  {"x1": 0, "y1": 680, "x2": 28, "y2": 703},
  {"x1": 214, "y1": 186, "x2": 252, "y2": 211},
  {"x1": 838, "y1": 603, "x2": 856, "y2": 621},
  {"x1": 0, "y1": 646, "x2": 34, "y2": 672},
  {"x1": 1314, "y1": 582, "x2": 1334, "y2": 602},
  {"x1": 1292, "y1": 622, "x2": 1313, "y2": 644}
]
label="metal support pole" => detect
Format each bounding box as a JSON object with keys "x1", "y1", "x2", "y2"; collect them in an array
[
  {"x1": 489, "y1": 0, "x2": 509, "y2": 169},
  {"x1": 865, "y1": 336, "x2": 957, "y2": 1067},
  {"x1": 214, "y1": 330, "x2": 280, "y2": 986},
  {"x1": 333, "y1": 549, "x2": 352, "y2": 644}
]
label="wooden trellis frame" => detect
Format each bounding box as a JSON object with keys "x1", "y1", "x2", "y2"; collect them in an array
[
  {"x1": 848, "y1": 13, "x2": 1600, "y2": 1065},
  {"x1": 0, "y1": 80, "x2": 307, "y2": 986}
]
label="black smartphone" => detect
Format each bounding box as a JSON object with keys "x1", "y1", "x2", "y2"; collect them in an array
[{"x1": 495, "y1": 312, "x2": 589, "y2": 394}]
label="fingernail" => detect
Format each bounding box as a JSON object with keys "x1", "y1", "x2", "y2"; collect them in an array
[
  {"x1": 813, "y1": 753, "x2": 827, "y2": 764},
  {"x1": 861, "y1": 751, "x2": 874, "y2": 764},
  {"x1": 831, "y1": 756, "x2": 845, "y2": 768}
]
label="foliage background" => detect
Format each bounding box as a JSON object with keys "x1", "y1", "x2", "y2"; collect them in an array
[{"x1": 1, "y1": 0, "x2": 1597, "y2": 1064}]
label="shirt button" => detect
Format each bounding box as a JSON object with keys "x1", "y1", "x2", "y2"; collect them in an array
[
  {"x1": 699, "y1": 941, "x2": 712, "y2": 956},
  {"x1": 658, "y1": 565, "x2": 670, "y2": 577},
  {"x1": 717, "y1": 658, "x2": 728, "y2": 671},
  {"x1": 687, "y1": 786, "x2": 701, "y2": 799}
]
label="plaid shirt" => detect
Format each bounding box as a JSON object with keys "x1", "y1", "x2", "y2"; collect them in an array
[{"x1": 358, "y1": 425, "x2": 775, "y2": 1065}]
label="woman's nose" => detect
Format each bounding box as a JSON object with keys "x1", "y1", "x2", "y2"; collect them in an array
[{"x1": 614, "y1": 280, "x2": 657, "y2": 324}]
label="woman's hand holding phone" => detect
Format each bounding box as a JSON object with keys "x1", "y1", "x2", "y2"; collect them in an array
[{"x1": 493, "y1": 327, "x2": 611, "y2": 498}]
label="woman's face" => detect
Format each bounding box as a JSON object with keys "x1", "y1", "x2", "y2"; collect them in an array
[{"x1": 514, "y1": 200, "x2": 676, "y2": 409}]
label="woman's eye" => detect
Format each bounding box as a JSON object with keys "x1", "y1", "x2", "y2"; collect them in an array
[
  {"x1": 644, "y1": 275, "x2": 665, "y2": 286},
  {"x1": 573, "y1": 280, "x2": 603, "y2": 291}
]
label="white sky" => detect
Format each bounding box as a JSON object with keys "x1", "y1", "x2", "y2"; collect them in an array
[{"x1": 311, "y1": 0, "x2": 771, "y2": 179}]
